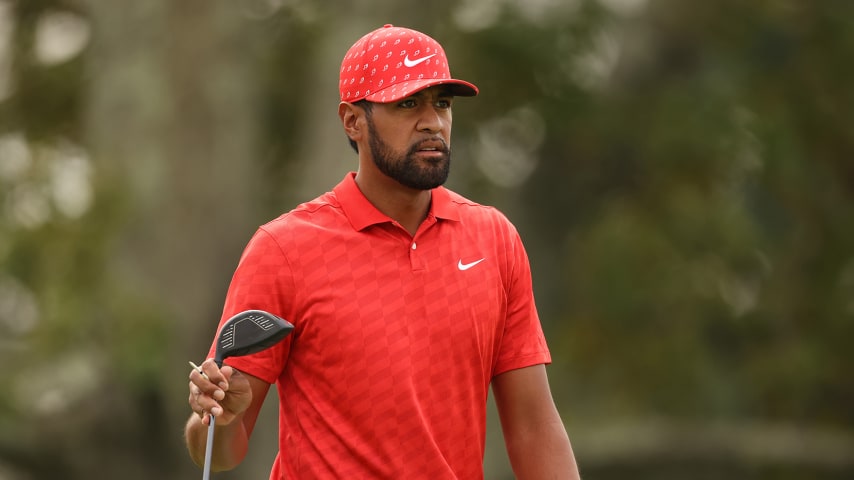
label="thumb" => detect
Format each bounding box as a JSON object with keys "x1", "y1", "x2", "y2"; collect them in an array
[{"x1": 218, "y1": 365, "x2": 235, "y2": 390}]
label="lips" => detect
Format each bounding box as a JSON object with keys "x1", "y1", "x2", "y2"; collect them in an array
[{"x1": 413, "y1": 139, "x2": 448, "y2": 154}]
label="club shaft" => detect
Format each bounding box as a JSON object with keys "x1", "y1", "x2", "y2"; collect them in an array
[{"x1": 202, "y1": 415, "x2": 216, "y2": 480}]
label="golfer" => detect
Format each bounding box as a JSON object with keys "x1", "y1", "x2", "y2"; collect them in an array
[{"x1": 186, "y1": 24, "x2": 581, "y2": 479}]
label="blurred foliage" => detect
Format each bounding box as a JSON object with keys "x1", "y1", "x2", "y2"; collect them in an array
[{"x1": 1, "y1": 0, "x2": 853, "y2": 479}]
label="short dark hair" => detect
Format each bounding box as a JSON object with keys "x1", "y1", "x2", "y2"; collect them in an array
[{"x1": 347, "y1": 100, "x2": 373, "y2": 153}]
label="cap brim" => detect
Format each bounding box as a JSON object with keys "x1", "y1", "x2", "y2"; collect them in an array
[{"x1": 364, "y1": 79, "x2": 479, "y2": 103}]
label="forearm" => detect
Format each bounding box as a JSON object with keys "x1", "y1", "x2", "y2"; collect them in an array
[
  {"x1": 505, "y1": 418, "x2": 580, "y2": 480},
  {"x1": 493, "y1": 365, "x2": 581, "y2": 480},
  {"x1": 184, "y1": 413, "x2": 250, "y2": 472}
]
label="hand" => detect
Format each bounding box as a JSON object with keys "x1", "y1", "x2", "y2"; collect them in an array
[{"x1": 188, "y1": 359, "x2": 253, "y2": 427}]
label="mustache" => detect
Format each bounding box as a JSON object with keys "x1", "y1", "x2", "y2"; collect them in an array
[{"x1": 408, "y1": 138, "x2": 450, "y2": 155}]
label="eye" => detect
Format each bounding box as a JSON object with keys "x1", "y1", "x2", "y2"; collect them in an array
[
  {"x1": 399, "y1": 98, "x2": 417, "y2": 109},
  {"x1": 436, "y1": 98, "x2": 453, "y2": 109}
]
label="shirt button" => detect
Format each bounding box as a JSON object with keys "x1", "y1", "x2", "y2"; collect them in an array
[{"x1": 411, "y1": 242, "x2": 417, "y2": 250}]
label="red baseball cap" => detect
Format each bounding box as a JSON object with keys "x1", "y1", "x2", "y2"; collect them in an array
[{"x1": 339, "y1": 24, "x2": 479, "y2": 103}]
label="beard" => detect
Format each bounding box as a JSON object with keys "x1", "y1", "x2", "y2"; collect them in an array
[{"x1": 366, "y1": 118, "x2": 451, "y2": 190}]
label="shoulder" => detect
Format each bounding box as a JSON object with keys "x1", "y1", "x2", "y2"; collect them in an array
[
  {"x1": 265, "y1": 190, "x2": 342, "y2": 228},
  {"x1": 442, "y1": 187, "x2": 520, "y2": 237},
  {"x1": 254, "y1": 190, "x2": 348, "y2": 245}
]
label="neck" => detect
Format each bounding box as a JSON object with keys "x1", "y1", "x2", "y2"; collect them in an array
[{"x1": 354, "y1": 171, "x2": 431, "y2": 236}]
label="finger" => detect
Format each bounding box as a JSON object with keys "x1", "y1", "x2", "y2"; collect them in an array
[
  {"x1": 189, "y1": 362, "x2": 228, "y2": 395},
  {"x1": 188, "y1": 381, "x2": 224, "y2": 418},
  {"x1": 192, "y1": 382, "x2": 226, "y2": 407},
  {"x1": 200, "y1": 359, "x2": 230, "y2": 390},
  {"x1": 219, "y1": 365, "x2": 235, "y2": 390},
  {"x1": 188, "y1": 369, "x2": 209, "y2": 387},
  {"x1": 189, "y1": 361, "x2": 209, "y2": 380},
  {"x1": 189, "y1": 371, "x2": 223, "y2": 403},
  {"x1": 188, "y1": 381, "x2": 204, "y2": 408},
  {"x1": 188, "y1": 383, "x2": 205, "y2": 414}
]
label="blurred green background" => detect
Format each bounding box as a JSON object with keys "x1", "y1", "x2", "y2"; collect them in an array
[{"x1": 1, "y1": 0, "x2": 853, "y2": 478}]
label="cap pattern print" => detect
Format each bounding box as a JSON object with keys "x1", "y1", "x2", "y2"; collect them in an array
[{"x1": 339, "y1": 24, "x2": 479, "y2": 103}]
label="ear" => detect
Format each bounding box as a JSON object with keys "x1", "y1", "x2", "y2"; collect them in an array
[{"x1": 339, "y1": 102, "x2": 364, "y2": 144}]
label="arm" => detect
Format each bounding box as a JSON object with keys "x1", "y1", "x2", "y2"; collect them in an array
[
  {"x1": 184, "y1": 360, "x2": 271, "y2": 471},
  {"x1": 492, "y1": 364, "x2": 581, "y2": 480}
]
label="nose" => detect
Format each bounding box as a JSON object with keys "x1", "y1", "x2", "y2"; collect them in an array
[{"x1": 417, "y1": 105, "x2": 446, "y2": 134}]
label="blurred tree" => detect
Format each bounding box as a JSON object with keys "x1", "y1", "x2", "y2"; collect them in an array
[{"x1": 478, "y1": 0, "x2": 854, "y2": 477}]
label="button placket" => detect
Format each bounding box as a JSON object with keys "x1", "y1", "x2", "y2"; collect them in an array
[
  {"x1": 409, "y1": 239, "x2": 424, "y2": 271},
  {"x1": 406, "y1": 214, "x2": 436, "y2": 272}
]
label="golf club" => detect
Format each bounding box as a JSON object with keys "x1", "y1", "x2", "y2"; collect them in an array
[{"x1": 196, "y1": 309, "x2": 294, "y2": 480}]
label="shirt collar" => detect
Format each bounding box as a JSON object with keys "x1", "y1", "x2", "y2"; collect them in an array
[{"x1": 333, "y1": 172, "x2": 460, "y2": 232}]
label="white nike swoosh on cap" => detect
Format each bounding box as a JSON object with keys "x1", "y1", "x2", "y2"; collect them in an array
[
  {"x1": 458, "y1": 258, "x2": 485, "y2": 271},
  {"x1": 404, "y1": 53, "x2": 437, "y2": 68}
]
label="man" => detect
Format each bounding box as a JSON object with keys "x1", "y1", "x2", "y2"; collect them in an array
[{"x1": 185, "y1": 24, "x2": 581, "y2": 479}]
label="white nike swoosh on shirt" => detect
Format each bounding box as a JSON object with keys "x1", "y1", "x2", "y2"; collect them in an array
[
  {"x1": 404, "y1": 53, "x2": 437, "y2": 68},
  {"x1": 458, "y1": 258, "x2": 485, "y2": 271}
]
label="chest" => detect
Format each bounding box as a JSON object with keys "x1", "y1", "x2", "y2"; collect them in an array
[{"x1": 290, "y1": 221, "x2": 508, "y2": 374}]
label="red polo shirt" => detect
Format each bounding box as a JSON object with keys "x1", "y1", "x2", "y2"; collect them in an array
[{"x1": 210, "y1": 172, "x2": 550, "y2": 479}]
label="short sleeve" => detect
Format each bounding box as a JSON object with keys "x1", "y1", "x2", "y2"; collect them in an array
[
  {"x1": 206, "y1": 228, "x2": 296, "y2": 384},
  {"x1": 492, "y1": 228, "x2": 551, "y2": 377}
]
